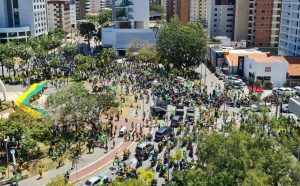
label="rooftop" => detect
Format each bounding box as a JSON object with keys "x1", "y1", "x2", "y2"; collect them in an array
[
  {"x1": 226, "y1": 53, "x2": 268, "y2": 67},
  {"x1": 280, "y1": 57, "x2": 300, "y2": 77},
  {"x1": 252, "y1": 57, "x2": 287, "y2": 63}
]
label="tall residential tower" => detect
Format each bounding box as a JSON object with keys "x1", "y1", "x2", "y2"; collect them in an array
[
  {"x1": 0, "y1": 0, "x2": 48, "y2": 41},
  {"x1": 279, "y1": 0, "x2": 300, "y2": 56}
]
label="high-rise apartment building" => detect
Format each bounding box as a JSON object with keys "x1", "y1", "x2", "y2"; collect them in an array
[
  {"x1": 90, "y1": 0, "x2": 112, "y2": 13},
  {"x1": 0, "y1": 0, "x2": 48, "y2": 41},
  {"x1": 247, "y1": 0, "x2": 281, "y2": 47},
  {"x1": 90, "y1": 0, "x2": 101, "y2": 13},
  {"x1": 190, "y1": 0, "x2": 200, "y2": 21},
  {"x1": 166, "y1": 0, "x2": 190, "y2": 24},
  {"x1": 207, "y1": 0, "x2": 235, "y2": 39},
  {"x1": 70, "y1": 0, "x2": 77, "y2": 27},
  {"x1": 100, "y1": 0, "x2": 112, "y2": 10},
  {"x1": 234, "y1": 0, "x2": 249, "y2": 42},
  {"x1": 76, "y1": 0, "x2": 90, "y2": 19},
  {"x1": 279, "y1": 0, "x2": 300, "y2": 56},
  {"x1": 48, "y1": 0, "x2": 72, "y2": 33},
  {"x1": 189, "y1": 0, "x2": 208, "y2": 26}
]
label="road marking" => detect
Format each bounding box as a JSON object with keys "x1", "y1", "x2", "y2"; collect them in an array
[
  {"x1": 70, "y1": 141, "x2": 137, "y2": 184},
  {"x1": 71, "y1": 142, "x2": 123, "y2": 174}
]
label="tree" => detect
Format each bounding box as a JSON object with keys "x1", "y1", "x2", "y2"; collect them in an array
[
  {"x1": 61, "y1": 43, "x2": 77, "y2": 62},
  {"x1": 3, "y1": 42, "x2": 17, "y2": 78},
  {"x1": 242, "y1": 169, "x2": 270, "y2": 186},
  {"x1": 156, "y1": 17, "x2": 208, "y2": 70},
  {"x1": 100, "y1": 48, "x2": 117, "y2": 64},
  {"x1": 138, "y1": 47, "x2": 158, "y2": 63},
  {"x1": 78, "y1": 22, "x2": 96, "y2": 47},
  {"x1": 112, "y1": 179, "x2": 147, "y2": 186},
  {"x1": 47, "y1": 83, "x2": 118, "y2": 132},
  {"x1": 137, "y1": 168, "x2": 155, "y2": 184},
  {"x1": 48, "y1": 29, "x2": 65, "y2": 39},
  {"x1": 126, "y1": 40, "x2": 153, "y2": 61},
  {"x1": 98, "y1": 9, "x2": 112, "y2": 27},
  {"x1": 74, "y1": 54, "x2": 93, "y2": 74},
  {"x1": 17, "y1": 44, "x2": 34, "y2": 71}
]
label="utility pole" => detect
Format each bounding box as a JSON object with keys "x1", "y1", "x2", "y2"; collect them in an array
[{"x1": 4, "y1": 138, "x2": 9, "y2": 179}]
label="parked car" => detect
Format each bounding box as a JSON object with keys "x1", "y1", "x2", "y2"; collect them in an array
[
  {"x1": 286, "y1": 87, "x2": 296, "y2": 96},
  {"x1": 281, "y1": 104, "x2": 290, "y2": 113},
  {"x1": 170, "y1": 115, "x2": 182, "y2": 128},
  {"x1": 175, "y1": 104, "x2": 184, "y2": 116},
  {"x1": 272, "y1": 87, "x2": 279, "y2": 95},
  {"x1": 186, "y1": 107, "x2": 195, "y2": 117},
  {"x1": 119, "y1": 127, "x2": 127, "y2": 137},
  {"x1": 251, "y1": 103, "x2": 271, "y2": 112},
  {"x1": 154, "y1": 126, "x2": 172, "y2": 142},
  {"x1": 135, "y1": 142, "x2": 154, "y2": 159},
  {"x1": 293, "y1": 86, "x2": 300, "y2": 95},
  {"x1": 83, "y1": 175, "x2": 109, "y2": 186},
  {"x1": 277, "y1": 87, "x2": 289, "y2": 95}
]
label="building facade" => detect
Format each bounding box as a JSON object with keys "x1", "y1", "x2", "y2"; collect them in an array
[
  {"x1": 233, "y1": 0, "x2": 249, "y2": 42},
  {"x1": 189, "y1": 0, "x2": 208, "y2": 26},
  {"x1": 48, "y1": 0, "x2": 72, "y2": 33},
  {"x1": 102, "y1": 0, "x2": 156, "y2": 49},
  {"x1": 75, "y1": 0, "x2": 90, "y2": 20},
  {"x1": 166, "y1": 0, "x2": 190, "y2": 24},
  {"x1": 0, "y1": 0, "x2": 48, "y2": 41},
  {"x1": 243, "y1": 56, "x2": 288, "y2": 87},
  {"x1": 90, "y1": 0, "x2": 101, "y2": 13},
  {"x1": 70, "y1": 0, "x2": 77, "y2": 27},
  {"x1": 247, "y1": 0, "x2": 281, "y2": 47},
  {"x1": 279, "y1": 0, "x2": 300, "y2": 56},
  {"x1": 207, "y1": 0, "x2": 235, "y2": 39}
]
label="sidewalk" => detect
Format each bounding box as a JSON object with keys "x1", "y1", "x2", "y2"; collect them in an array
[
  {"x1": 69, "y1": 141, "x2": 135, "y2": 183},
  {"x1": 17, "y1": 138, "x2": 127, "y2": 186},
  {"x1": 16, "y1": 118, "x2": 144, "y2": 186}
]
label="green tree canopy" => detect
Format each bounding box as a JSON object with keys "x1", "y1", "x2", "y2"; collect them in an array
[
  {"x1": 156, "y1": 17, "x2": 208, "y2": 69},
  {"x1": 78, "y1": 22, "x2": 96, "y2": 46},
  {"x1": 46, "y1": 83, "x2": 118, "y2": 131},
  {"x1": 171, "y1": 129, "x2": 299, "y2": 186},
  {"x1": 138, "y1": 47, "x2": 158, "y2": 64}
]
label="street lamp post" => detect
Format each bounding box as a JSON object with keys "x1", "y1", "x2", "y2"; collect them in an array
[
  {"x1": 168, "y1": 153, "x2": 170, "y2": 183},
  {"x1": 4, "y1": 138, "x2": 9, "y2": 179}
]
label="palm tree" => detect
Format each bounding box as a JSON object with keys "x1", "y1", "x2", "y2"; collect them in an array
[{"x1": 0, "y1": 44, "x2": 5, "y2": 78}]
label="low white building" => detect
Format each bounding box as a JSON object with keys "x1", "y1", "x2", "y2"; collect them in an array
[{"x1": 243, "y1": 56, "x2": 288, "y2": 87}]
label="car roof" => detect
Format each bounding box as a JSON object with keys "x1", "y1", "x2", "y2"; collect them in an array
[
  {"x1": 172, "y1": 115, "x2": 181, "y2": 119},
  {"x1": 157, "y1": 126, "x2": 169, "y2": 132},
  {"x1": 87, "y1": 175, "x2": 101, "y2": 183},
  {"x1": 187, "y1": 107, "x2": 195, "y2": 111},
  {"x1": 138, "y1": 142, "x2": 152, "y2": 148}
]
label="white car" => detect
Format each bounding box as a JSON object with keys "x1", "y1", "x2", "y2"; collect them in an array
[
  {"x1": 83, "y1": 175, "x2": 103, "y2": 186},
  {"x1": 285, "y1": 87, "x2": 296, "y2": 96},
  {"x1": 277, "y1": 87, "x2": 288, "y2": 95},
  {"x1": 119, "y1": 126, "x2": 127, "y2": 137},
  {"x1": 293, "y1": 86, "x2": 300, "y2": 95}
]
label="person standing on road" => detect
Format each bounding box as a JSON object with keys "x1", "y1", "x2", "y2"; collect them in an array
[
  {"x1": 112, "y1": 139, "x2": 115, "y2": 149},
  {"x1": 38, "y1": 165, "x2": 43, "y2": 179}
]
